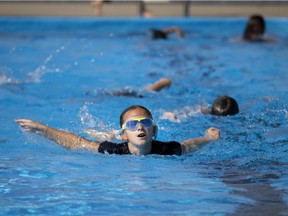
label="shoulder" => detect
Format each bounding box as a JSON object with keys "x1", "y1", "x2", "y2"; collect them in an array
[
  {"x1": 98, "y1": 141, "x2": 130, "y2": 155},
  {"x1": 151, "y1": 140, "x2": 182, "y2": 156}
]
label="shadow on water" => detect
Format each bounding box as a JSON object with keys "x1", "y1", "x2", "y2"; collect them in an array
[{"x1": 222, "y1": 162, "x2": 288, "y2": 216}]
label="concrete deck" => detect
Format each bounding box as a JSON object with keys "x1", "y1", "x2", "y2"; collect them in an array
[{"x1": 0, "y1": 1, "x2": 287, "y2": 17}]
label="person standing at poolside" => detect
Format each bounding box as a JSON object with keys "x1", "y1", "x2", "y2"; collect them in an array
[
  {"x1": 91, "y1": 0, "x2": 154, "y2": 18},
  {"x1": 90, "y1": 0, "x2": 110, "y2": 16},
  {"x1": 16, "y1": 105, "x2": 219, "y2": 155}
]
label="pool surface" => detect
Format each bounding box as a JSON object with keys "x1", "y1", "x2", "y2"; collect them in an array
[{"x1": 1, "y1": 17, "x2": 288, "y2": 215}]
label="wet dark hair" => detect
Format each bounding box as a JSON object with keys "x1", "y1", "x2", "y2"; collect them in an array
[
  {"x1": 119, "y1": 105, "x2": 153, "y2": 127},
  {"x1": 150, "y1": 29, "x2": 167, "y2": 40},
  {"x1": 243, "y1": 14, "x2": 266, "y2": 40},
  {"x1": 211, "y1": 96, "x2": 239, "y2": 116}
]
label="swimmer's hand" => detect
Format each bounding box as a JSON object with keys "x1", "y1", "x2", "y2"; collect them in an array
[
  {"x1": 204, "y1": 127, "x2": 220, "y2": 140},
  {"x1": 161, "y1": 112, "x2": 181, "y2": 123},
  {"x1": 16, "y1": 119, "x2": 47, "y2": 135},
  {"x1": 85, "y1": 128, "x2": 119, "y2": 141}
]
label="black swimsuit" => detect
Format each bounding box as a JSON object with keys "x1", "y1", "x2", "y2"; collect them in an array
[{"x1": 98, "y1": 140, "x2": 182, "y2": 155}]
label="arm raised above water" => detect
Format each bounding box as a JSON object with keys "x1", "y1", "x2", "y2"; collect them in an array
[
  {"x1": 180, "y1": 127, "x2": 220, "y2": 154},
  {"x1": 146, "y1": 78, "x2": 172, "y2": 92},
  {"x1": 162, "y1": 27, "x2": 185, "y2": 38},
  {"x1": 15, "y1": 119, "x2": 100, "y2": 152}
]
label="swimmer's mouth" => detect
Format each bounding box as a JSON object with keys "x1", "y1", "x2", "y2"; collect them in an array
[{"x1": 137, "y1": 133, "x2": 146, "y2": 137}]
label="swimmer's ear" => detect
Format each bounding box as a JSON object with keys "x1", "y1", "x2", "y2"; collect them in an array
[{"x1": 120, "y1": 131, "x2": 128, "y2": 141}]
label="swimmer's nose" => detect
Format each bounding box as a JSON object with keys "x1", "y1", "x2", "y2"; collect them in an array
[{"x1": 136, "y1": 123, "x2": 144, "y2": 130}]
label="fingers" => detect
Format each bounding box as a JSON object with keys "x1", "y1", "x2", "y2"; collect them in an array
[
  {"x1": 15, "y1": 119, "x2": 31, "y2": 124},
  {"x1": 208, "y1": 127, "x2": 219, "y2": 133},
  {"x1": 205, "y1": 127, "x2": 220, "y2": 140},
  {"x1": 15, "y1": 119, "x2": 26, "y2": 126},
  {"x1": 159, "y1": 78, "x2": 172, "y2": 86},
  {"x1": 15, "y1": 119, "x2": 34, "y2": 131},
  {"x1": 15, "y1": 119, "x2": 25, "y2": 123},
  {"x1": 16, "y1": 119, "x2": 29, "y2": 126}
]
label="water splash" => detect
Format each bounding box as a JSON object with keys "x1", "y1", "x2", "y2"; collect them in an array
[
  {"x1": 0, "y1": 71, "x2": 19, "y2": 85},
  {"x1": 78, "y1": 102, "x2": 116, "y2": 141},
  {"x1": 26, "y1": 46, "x2": 65, "y2": 83},
  {"x1": 78, "y1": 102, "x2": 109, "y2": 131}
]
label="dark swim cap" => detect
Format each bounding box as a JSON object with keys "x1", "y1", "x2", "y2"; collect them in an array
[{"x1": 211, "y1": 96, "x2": 239, "y2": 116}]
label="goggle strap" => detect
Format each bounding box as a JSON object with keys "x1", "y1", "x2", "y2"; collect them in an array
[{"x1": 116, "y1": 128, "x2": 124, "y2": 137}]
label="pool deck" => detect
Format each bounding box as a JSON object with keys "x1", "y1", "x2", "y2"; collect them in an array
[{"x1": 0, "y1": 1, "x2": 288, "y2": 18}]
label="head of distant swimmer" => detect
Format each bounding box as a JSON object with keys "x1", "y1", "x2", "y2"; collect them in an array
[
  {"x1": 211, "y1": 96, "x2": 239, "y2": 116},
  {"x1": 244, "y1": 14, "x2": 266, "y2": 40},
  {"x1": 150, "y1": 29, "x2": 167, "y2": 40}
]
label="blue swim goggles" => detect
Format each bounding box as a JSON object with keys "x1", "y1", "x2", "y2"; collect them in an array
[{"x1": 116, "y1": 117, "x2": 158, "y2": 139}]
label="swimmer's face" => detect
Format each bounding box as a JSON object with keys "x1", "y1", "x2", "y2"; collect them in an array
[
  {"x1": 248, "y1": 17, "x2": 265, "y2": 36},
  {"x1": 251, "y1": 20, "x2": 263, "y2": 34},
  {"x1": 120, "y1": 108, "x2": 155, "y2": 147}
]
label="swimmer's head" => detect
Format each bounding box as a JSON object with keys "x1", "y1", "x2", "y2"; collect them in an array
[
  {"x1": 211, "y1": 96, "x2": 239, "y2": 116},
  {"x1": 244, "y1": 14, "x2": 266, "y2": 41},
  {"x1": 150, "y1": 29, "x2": 167, "y2": 40},
  {"x1": 119, "y1": 105, "x2": 158, "y2": 139},
  {"x1": 120, "y1": 105, "x2": 153, "y2": 126}
]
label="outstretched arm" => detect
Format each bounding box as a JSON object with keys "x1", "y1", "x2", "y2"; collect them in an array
[
  {"x1": 85, "y1": 128, "x2": 119, "y2": 141},
  {"x1": 146, "y1": 78, "x2": 172, "y2": 92},
  {"x1": 16, "y1": 119, "x2": 100, "y2": 152},
  {"x1": 180, "y1": 127, "x2": 220, "y2": 154},
  {"x1": 162, "y1": 27, "x2": 185, "y2": 38}
]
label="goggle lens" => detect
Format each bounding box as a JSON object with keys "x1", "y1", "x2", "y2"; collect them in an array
[{"x1": 124, "y1": 118, "x2": 153, "y2": 131}]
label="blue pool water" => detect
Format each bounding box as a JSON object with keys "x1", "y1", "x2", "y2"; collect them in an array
[{"x1": 0, "y1": 17, "x2": 288, "y2": 215}]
